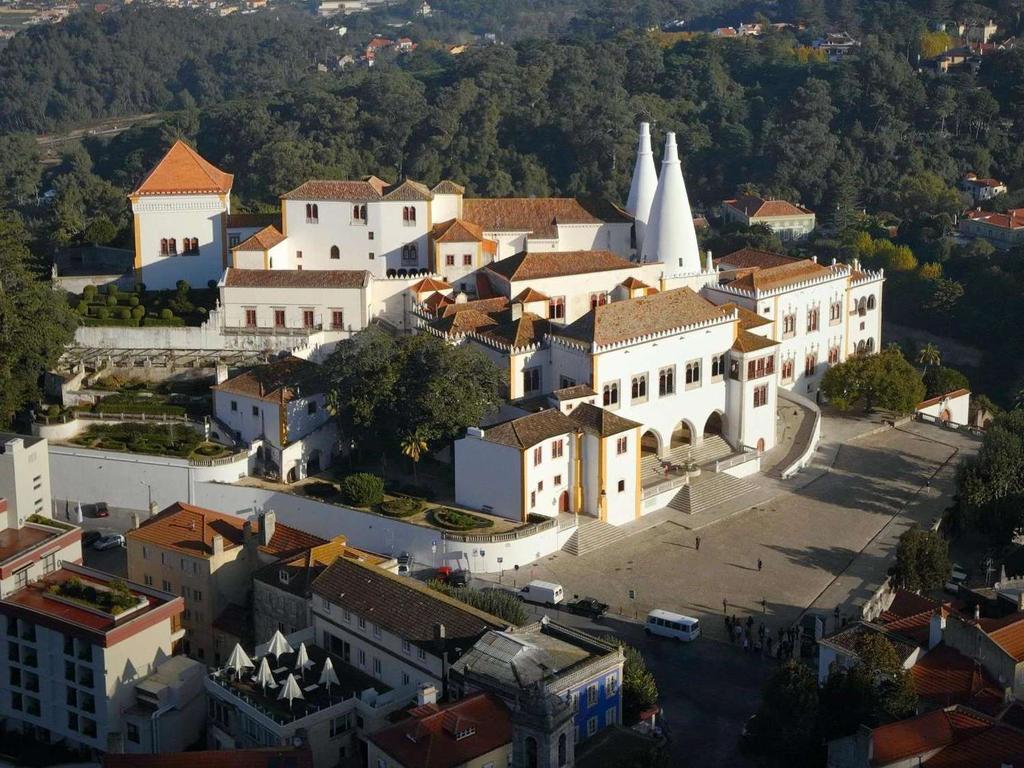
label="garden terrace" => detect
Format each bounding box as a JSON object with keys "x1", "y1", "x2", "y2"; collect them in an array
[
  {"x1": 67, "y1": 422, "x2": 231, "y2": 460},
  {"x1": 46, "y1": 576, "x2": 144, "y2": 616},
  {"x1": 72, "y1": 283, "x2": 217, "y2": 328}
]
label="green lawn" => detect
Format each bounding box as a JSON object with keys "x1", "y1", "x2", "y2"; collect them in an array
[{"x1": 69, "y1": 422, "x2": 229, "y2": 460}]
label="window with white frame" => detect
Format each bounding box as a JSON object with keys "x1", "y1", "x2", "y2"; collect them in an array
[
  {"x1": 602, "y1": 382, "x2": 619, "y2": 407},
  {"x1": 630, "y1": 374, "x2": 647, "y2": 402},
  {"x1": 658, "y1": 366, "x2": 675, "y2": 396},
  {"x1": 685, "y1": 360, "x2": 701, "y2": 388}
]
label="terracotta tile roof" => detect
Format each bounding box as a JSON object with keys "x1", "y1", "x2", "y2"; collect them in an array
[
  {"x1": 431, "y1": 218, "x2": 488, "y2": 243},
  {"x1": 224, "y1": 268, "x2": 368, "y2": 289},
  {"x1": 723, "y1": 259, "x2": 831, "y2": 293},
  {"x1": 987, "y1": 615, "x2": 1024, "y2": 661},
  {"x1": 253, "y1": 538, "x2": 385, "y2": 597},
  {"x1": 311, "y1": 557, "x2": 506, "y2": 654},
  {"x1": 620, "y1": 276, "x2": 651, "y2": 290},
  {"x1": 881, "y1": 590, "x2": 943, "y2": 622},
  {"x1": 432, "y1": 180, "x2": 466, "y2": 195},
  {"x1": 128, "y1": 502, "x2": 325, "y2": 560},
  {"x1": 226, "y1": 212, "x2": 281, "y2": 229},
  {"x1": 232, "y1": 225, "x2": 286, "y2": 252},
  {"x1": 714, "y1": 247, "x2": 800, "y2": 270},
  {"x1": 463, "y1": 198, "x2": 631, "y2": 238},
  {"x1": 478, "y1": 311, "x2": 550, "y2": 349},
  {"x1": 819, "y1": 621, "x2": 918, "y2": 660},
  {"x1": 212, "y1": 355, "x2": 325, "y2": 403},
  {"x1": 423, "y1": 291, "x2": 455, "y2": 312},
  {"x1": 410, "y1": 276, "x2": 452, "y2": 293},
  {"x1": 552, "y1": 385, "x2": 597, "y2": 401},
  {"x1": 732, "y1": 329, "x2": 779, "y2": 353},
  {"x1": 369, "y1": 693, "x2": 512, "y2": 768},
  {"x1": 724, "y1": 195, "x2": 814, "y2": 219},
  {"x1": 871, "y1": 708, "x2": 990, "y2": 766},
  {"x1": 963, "y1": 208, "x2": 1024, "y2": 230},
  {"x1": 512, "y1": 287, "x2": 551, "y2": 303},
  {"x1": 924, "y1": 722, "x2": 1024, "y2": 768},
  {"x1": 557, "y1": 288, "x2": 731, "y2": 347},
  {"x1": 911, "y1": 645, "x2": 1002, "y2": 710},
  {"x1": 430, "y1": 308, "x2": 498, "y2": 336},
  {"x1": 483, "y1": 409, "x2": 576, "y2": 449},
  {"x1": 718, "y1": 302, "x2": 773, "y2": 330},
  {"x1": 486, "y1": 250, "x2": 636, "y2": 282},
  {"x1": 280, "y1": 180, "x2": 384, "y2": 201},
  {"x1": 569, "y1": 402, "x2": 641, "y2": 437},
  {"x1": 382, "y1": 178, "x2": 433, "y2": 201},
  {"x1": 439, "y1": 297, "x2": 509, "y2": 318},
  {"x1": 133, "y1": 140, "x2": 233, "y2": 196},
  {"x1": 103, "y1": 748, "x2": 314, "y2": 768}
]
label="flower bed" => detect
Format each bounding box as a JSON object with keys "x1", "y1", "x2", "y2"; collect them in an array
[
  {"x1": 69, "y1": 423, "x2": 228, "y2": 460},
  {"x1": 378, "y1": 497, "x2": 423, "y2": 518},
  {"x1": 428, "y1": 507, "x2": 494, "y2": 531},
  {"x1": 47, "y1": 577, "x2": 139, "y2": 616},
  {"x1": 26, "y1": 514, "x2": 74, "y2": 532}
]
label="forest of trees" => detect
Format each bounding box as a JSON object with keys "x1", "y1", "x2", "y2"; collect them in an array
[{"x1": 2, "y1": 0, "x2": 1024, "y2": 403}]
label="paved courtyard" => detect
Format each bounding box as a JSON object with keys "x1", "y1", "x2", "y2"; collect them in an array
[{"x1": 512, "y1": 419, "x2": 979, "y2": 643}]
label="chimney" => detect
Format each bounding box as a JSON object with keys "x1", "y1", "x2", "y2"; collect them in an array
[
  {"x1": 259, "y1": 509, "x2": 276, "y2": 546},
  {"x1": 215, "y1": 364, "x2": 229, "y2": 384},
  {"x1": 433, "y1": 622, "x2": 446, "y2": 652},
  {"x1": 811, "y1": 255, "x2": 818, "y2": 264},
  {"x1": 928, "y1": 611, "x2": 945, "y2": 649},
  {"x1": 626, "y1": 122, "x2": 659, "y2": 253},
  {"x1": 1017, "y1": 591, "x2": 1024, "y2": 612},
  {"x1": 640, "y1": 132, "x2": 701, "y2": 274},
  {"x1": 852, "y1": 257, "x2": 861, "y2": 271},
  {"x1": 212, "y1": 534, "x2": 224, "y2": 556},
  {"x1": 417, "y1": 684, "x2": 437, "y2": 706}
]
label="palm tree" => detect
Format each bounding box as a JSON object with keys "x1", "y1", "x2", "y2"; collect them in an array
[
  {"x1": 400, "y1": 432, "x2": 429, "y2": 483},
  {"x1": 916, "y1": 343, "x2": 941, "y2": 373}
]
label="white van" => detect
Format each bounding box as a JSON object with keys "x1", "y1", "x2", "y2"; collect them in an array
[
  {"x1": 520, "y1": 580, "x2": 564, "y2": 606},
  {"x1": 645, "y1": 609, "x2": 700, "y2": 641}
]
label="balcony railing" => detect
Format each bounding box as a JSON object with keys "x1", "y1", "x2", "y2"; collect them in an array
[{"x1": 221, "y1": 323, "x2": 323, "y2": 337}]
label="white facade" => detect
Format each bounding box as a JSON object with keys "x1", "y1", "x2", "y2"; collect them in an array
[
  {"x1": 219, "y1": 279, "x2": 369, "y2": 334},
  {"x1": 0, "y1": 435, "x2": 52, "y2": 521},
  {"x1": 131, "y1": 193, "x2": 229, "y2": 290}
]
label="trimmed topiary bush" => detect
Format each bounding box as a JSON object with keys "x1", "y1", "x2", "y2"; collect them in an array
[
  {"x1": 46, "y1": 404, "x2": 60, "y2": 418},
  {"x1": 77, "y1": 303, "x2": 90, "y2": 316},
  {"x1": 106, "y1": 295, "x2": 118, "y2": 307},
  {"x1": 128, "y1": 295, "x2": 139, "y2": 307},
  {"x1": 339, "y1": 473, "x2": 385, "y2": 507},
  {"x1": 429, "y1": 507, "x2": 494, "y2": 531},
  {"x1": 379, "y1": 497, "x2": 423, "y2": 518},
  {"x1": 159, "y1": 308, "x2": 173, "y2": 320},
  {"x1": 82, "y1": 285, "x2": 97, "y2": 301},
  {"x1": 107, "y1": 284, "x2": 119, "y2": 297},
  {"x1": 131, "y1": 306, "x2": 145, "y2": 319},
  {"x1": 175, "y1": 280, "x2": 190, "y2": 294},
  {"x1": 96, "y1": 307, "x2": 110, "y2": 320},
  {"x1": 116, "y1": 308, "x2": 130, "y2": 320}
]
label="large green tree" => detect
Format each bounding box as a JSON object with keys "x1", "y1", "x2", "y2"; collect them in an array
[
  {"x1": 893, "y1": 525, "x2": 951, "y2": 593},
  {"x1": 749, "y1": 661, "x2": 821, "y2": 767},
  {"x1": 0, "y1": 212, "x2": 77, "y2": 425},
  {"x1": 324, "y1": 327, "x2": 505, "y2": 458},
  {"x1": 956, "y1": 409, "x2": 1024, "y2": 545},
  {"x1": 821, "y1": 347, "x2": 926, "y2": 414}
]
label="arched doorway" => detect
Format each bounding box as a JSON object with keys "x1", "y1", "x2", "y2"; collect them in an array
[
  {"x1": 306, "y1": 449, "x2": 321, "y2": 475},
  {"x1": 641, "y1": 430, "x2": 661, "y2": 458},
  {"x1": 703, "y1": 411, "x2": 724, "y2": 439},
  {"x1": 558, "y1": 490, "x2": 570, "y2": 513},
  {"x1": 939, "y1": 409, "x2": 951, "y2": 423},
  {"x1": 670, "y1": 420, "x2": 695, "y2": 449}
]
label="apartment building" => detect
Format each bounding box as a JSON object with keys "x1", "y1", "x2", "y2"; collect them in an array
[{"x1": 0, "y1": 434, "x2": 52, "y2": 521}]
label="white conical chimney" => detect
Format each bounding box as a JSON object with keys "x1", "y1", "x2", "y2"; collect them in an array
[
  {"x1": 640, "y1": 132, "x2": 702, "y2": 275},
  {"x1": 626, "y1": 122, "x2": 658, "y2": 254}
]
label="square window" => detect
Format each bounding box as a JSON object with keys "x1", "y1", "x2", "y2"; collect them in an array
[
  {"x1": 445, "y1": 253, "x2": 455, "y2": 266},
  {"x1": 554, "y1": 474, "x2": 562, "y2": 486},
  {"x1": 463, "y1": 253, "x2": 472, "y2": 266},
  {"x1": 617, "y1": 479, "x2": 625, "y2": 493},
  {"x1": 251, "y1": 406, "x2": 259, "y2": 417},
  {"x1": 616, "y1": 436, "x2": 628, "y2": 455}
]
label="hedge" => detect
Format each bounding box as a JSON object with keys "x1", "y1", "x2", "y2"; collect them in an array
[
  {"x1": 92, "y1": 401, "x2": 187, "y2": 416},
  {"x1": 339, "y1": 473, "x2": 385, "y2": 507},
  {"x1": 379, "y1": 497, "x2": 423, "y2": 518},
  {"x1": 142, "y1": 316, "x2": 186, "y2": 327},
  {"x1": 429, "y1": 507, "x2": 494, "y2": 530},
  {"x1": 80, "y1": 316, "x2": 141, "y2": 327}
]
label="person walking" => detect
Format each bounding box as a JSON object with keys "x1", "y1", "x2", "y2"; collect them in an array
[
  {"x1": 723, "y1": 598, "x2": 728, "y2": 614},
  {"x1": 695, "y1": 536, "x2": 702, "y2": 551},
  {"x1": 757, "y1": 558, "x2": 763, "y2": 572}
]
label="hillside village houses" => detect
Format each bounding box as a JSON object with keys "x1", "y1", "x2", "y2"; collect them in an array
[{"x1": 126, "y1": 124, "x2": 883, "y2": 527}]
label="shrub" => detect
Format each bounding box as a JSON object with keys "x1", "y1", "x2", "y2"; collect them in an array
[
  {"x1": 428, "y1": 580, "x2": 528, "y2": 625},
  {"x1": 175, "y1": 280, "x2": 190, "y2": 294},
  {"x1": 96, "y1": 307, "x2": 110, "y2": 320},
  {"x1": 106, "y1": 295, "x2": 118, "y2": 307},
  {"x1": 131, "y1": 306, "x2": 145, "y2": 319},
  {"x1": 107, "y1": 284, "x2": 119, "y2": 297},
  {"x1": 429, "y1": 507, "x2": 494, "y2": 530},
  {"x1": 77, "y1": 303, "x2": 90, "y2": 316},
  {"x1": 159, "y1": 308, "x2": 173, "y2": 320},
  {"x1": 303, "y1": 481, "x2": 338, "y2": 500},
  {"x1": 339, "y1": 473, "x2": 385, "y2": 507},
  {"x1": 116, "y1": 308, "x2": 130, "y2": 320},
  {"x1": 128, "y1": 295, "x2": 139, "y2": 307},
  {"x1": 82, "y1": 285, "x2": 97, "y2": 300},
  {"x1": 379, "y1": 497, "x2": 423, "y2": 518},
  {"x1": 46, "y1": 404, "x2": 60, "y2": 418},
  {"x1": 142, "y1": 316, "x2": 185, "y2": 327}
]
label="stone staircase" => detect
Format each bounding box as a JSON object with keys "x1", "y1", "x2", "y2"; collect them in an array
[
  {"x1": 665, "y1": 471, "x2": 760, "y2": 515},
  {"x1": 562, "y1": 516, "x2": 631, "y2": 557},
  {"x1": 640, "y1": 435, "x2": 735, "y2": 479}
]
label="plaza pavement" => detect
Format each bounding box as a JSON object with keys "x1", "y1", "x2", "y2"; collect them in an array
[{"x1": 502, "y1": 418, "x2": 980, "y2": 644}]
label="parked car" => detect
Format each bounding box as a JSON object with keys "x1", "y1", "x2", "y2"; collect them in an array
[
  {"x1": 397, "y1": 563, "x2": 411, "y2": 577},
  {"x1": 565, "y1": 597, "x2": 609, "y2": 619},
  {"x1": 397, "y1": 552, "x2": 412, "y2": 567},
  {"x1": 91, "y1": 502, "x2": 109, "y2": 518},
  {"x1": 434, "y1": 566, "x2": 470, "y2": 587},
  {"x1": 93, "y1": 533, "x2": 125, "y2": 551},
  {"x1": 82, "y1": 530, "x2": 102, "y2": 548}
]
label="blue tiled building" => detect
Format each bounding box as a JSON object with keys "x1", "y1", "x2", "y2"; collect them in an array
[{"x1": 448, "y1": 616, "x2": 625, "y2": 743}]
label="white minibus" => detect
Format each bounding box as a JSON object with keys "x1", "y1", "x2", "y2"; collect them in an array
[{"x1": 645, "y1": 609, "x2": 700, "y2": 641}]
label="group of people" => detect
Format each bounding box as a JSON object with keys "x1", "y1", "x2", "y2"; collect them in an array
[{"x1": 724, "y1": 614, "x2": 802, "y2": 660}]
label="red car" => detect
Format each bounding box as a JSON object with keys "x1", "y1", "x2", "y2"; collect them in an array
[{"x1": 92, "y1": 502, "x2": 109, "y2": 518}]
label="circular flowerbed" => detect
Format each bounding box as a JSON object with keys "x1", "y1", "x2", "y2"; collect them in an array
[
  {"x1": 192, "y1": 442, "x2": 229, "y2": 458},
  {"x1": 428, "y1": 507, "x2": 494, "y2": 531},
  {"x1": 379, "y1": 497, "x2": 424, "y2": 518}
]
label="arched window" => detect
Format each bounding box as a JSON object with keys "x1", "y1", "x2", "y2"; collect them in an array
[
  {"x1": 867, "y1": 295, "x2": 876, "y2": 310},
  {"x1": 402, "y1": 206, "x2": 410, "y2": 222},
  {"x1": 190, "y1": 238, "x2": 199, "y2": 254},
  {"x1": 312, "y1": 204, "x2": 318, "y2": 220},
  {"x1": 631, "y1": 376, "x2": 646, "y2": 400},
  {"x1": 558, "y1": 733, "x2": 567, "y2": 767},
  {"x1": 603, "y1": 383, "x2": 618, "y2": 407},
  {"x1": 305, "y1": 203, "x2": 312, "y2": 220},
  {"x1": 160, "y1": 238, "x2": 168, "y2": 256},
  {"x1": 168, "y1": 238, "x2": 177, "y2": 255},
  {"x1": 685, "y1": 361, "x2": 701, "y2": 385},
  {"x1": 352, "y1": 205, "x2": 360, "y2": 220},
  {"x1": 360, "y1": 204, "x2": 367, "y2": 221},
  {"x1": 525, "y1": 736, "x2": 538, "y2": 768},
  {"x1": 409, "y1": 206, "x2": 416, "y2": 223},
  {"x1": 330, "y1": 245, "x2": 340, "y2": 260},
  {"x1": 866, "y1": 337, "x2": 875, "y2": 353},
  {"x1": 857, "y1": 340, "x2": 866, "y2": 354},
  {"x1": 858, "y1": 297, "x2": 867, "y2": 316}
]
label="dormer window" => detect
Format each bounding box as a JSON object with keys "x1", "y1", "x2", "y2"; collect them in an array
[
  {"x1": 455, "y1": 727, "x2": 476, "y2": 740},
  {"x1": 279, "y1": 570, "x2": 290, "y2": 585}
]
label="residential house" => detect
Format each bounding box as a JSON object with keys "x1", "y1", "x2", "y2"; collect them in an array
[
  {"x1": 960, "y1": 173, "x2": 1008, "y2": 205},
  {"x1": 959, "y1": 208, "x2": 1024, "y2": 249},
  {"x1": 0, "y1": 434, "x2": 53, "y2": 521},
  {"x1": 813, "y1": 31, "x2": 860, "y2": 61},
  {"x1": 126, "y1": 503, "x2": 326, "y2": 664},
  {"x1": 721, "y1": 195, "x2": 816, "y2": 241}
]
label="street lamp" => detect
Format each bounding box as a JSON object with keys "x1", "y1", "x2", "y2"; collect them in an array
[{"x1": 139, "y1": 481, "x2": 153, "y2": 513}]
